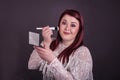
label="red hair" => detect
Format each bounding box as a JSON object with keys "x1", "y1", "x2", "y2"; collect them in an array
[{"x1": 50, "y1": 9, "x2": 84, "y2": 64}]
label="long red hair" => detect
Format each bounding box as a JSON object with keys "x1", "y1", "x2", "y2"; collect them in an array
[{"x1": 50, "y1": 9, "x2": 84, "y2": 64}]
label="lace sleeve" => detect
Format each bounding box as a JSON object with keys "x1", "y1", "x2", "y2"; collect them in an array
[
  {"x1": 70, "y1": 46, "x2": 93, "y2": 80},
  {"x1": 47, "y1": 46, "x2": 93, "y2": 80},
  {"x1": 47, "y1": 58, "x2": 74, "y2": 80},
  {"x1": 28, "y1": 50, "x2": 44, "y2": 70}
]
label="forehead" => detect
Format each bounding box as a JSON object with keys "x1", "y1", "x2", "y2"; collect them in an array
[{"x1": 61, "y1": 14, "x2": 79, "y2": 24}]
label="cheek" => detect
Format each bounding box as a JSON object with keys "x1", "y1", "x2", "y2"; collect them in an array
[
  {"x1": 59, "y1": 27, "x2": 63, "y2": 35},
  {"x1": 72, "y1": 28, "x2": 79, "y2": 35},
  {"x1": 59, "y1": 26, "x2": 64, "y2": 32}
]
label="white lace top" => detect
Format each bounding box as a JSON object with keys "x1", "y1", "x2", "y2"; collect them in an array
[{"x1": 28, "y1": 43, "x2": 93, "y2": 80}]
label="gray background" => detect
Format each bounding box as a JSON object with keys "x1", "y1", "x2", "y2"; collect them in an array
[{"x1": 0, "y1": 0, "x2": 120, "y2": 80}]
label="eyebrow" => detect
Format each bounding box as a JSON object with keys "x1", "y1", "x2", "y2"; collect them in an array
[
  {"x1": 71, "y1": 22, "x2": 78, "y2": 25},
  {"x1": 62, "y1": 19, "x2": 78, "y2": 25}
]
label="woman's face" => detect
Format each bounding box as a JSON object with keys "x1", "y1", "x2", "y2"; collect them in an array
[{"x1": 59, "y1": 14, "x2": 80, "y2": 45}]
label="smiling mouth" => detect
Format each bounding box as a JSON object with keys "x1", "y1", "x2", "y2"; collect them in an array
[{"x1": 63, "y1": 31, "x2": 70, "y2": 35}]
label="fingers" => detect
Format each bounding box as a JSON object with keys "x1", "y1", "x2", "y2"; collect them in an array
[
  {"x1": 42, "y1": 26, "x2": 53, "y2": 36},
  {"x1": 42, "y1": 26, "x2": 53, "y2": 46},
  {"x1": 33, "y1": 46, "x2": 45, "y2": 53},
  {"x1": 33, "y1": 46, "x2": 55, "y2": 63}
]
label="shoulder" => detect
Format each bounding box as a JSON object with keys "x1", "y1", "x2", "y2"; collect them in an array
[
  {"x1": 75, "y1": 45, "x2": 90, "y2": 54},
  {"x1": 73, "y1": 45, "x2": 92, "y2": 62}
]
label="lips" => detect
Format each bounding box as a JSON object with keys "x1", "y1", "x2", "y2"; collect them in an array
[{"x1": 63, "y1": 31, "x2": 70, "y2": 35}]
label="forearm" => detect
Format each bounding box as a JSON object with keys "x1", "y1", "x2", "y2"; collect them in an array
[
  {"x1": 47, "y1": 58, "x2": 74, "y2": 80},
  {"x1": 28, "y1": 50, "x2": 43, "y2": 69}
]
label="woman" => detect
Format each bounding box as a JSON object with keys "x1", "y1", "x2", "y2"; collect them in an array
[{"x1": 28, "y1": 9, "x2": 93, "y2": 80}]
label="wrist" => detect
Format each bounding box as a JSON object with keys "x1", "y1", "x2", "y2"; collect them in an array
[
  {"x1": 43, "y1": 42, "x2": 51, "y2": 49},
  {"x1": 47, "y1": 56, "x2": 56, "y2": 64}
]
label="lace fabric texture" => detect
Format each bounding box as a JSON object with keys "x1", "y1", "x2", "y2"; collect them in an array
[{"x1": 28, "y1": 43, "x2": 93, "y2": 80}]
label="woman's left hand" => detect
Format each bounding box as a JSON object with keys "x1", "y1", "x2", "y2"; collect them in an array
[{"x1": 34, "y1": 46, "x2": 55, "y2": 64}]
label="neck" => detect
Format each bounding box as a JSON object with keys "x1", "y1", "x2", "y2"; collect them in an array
[{"x1": 62, "y1": 40, "x2": 74, "y2": 46}]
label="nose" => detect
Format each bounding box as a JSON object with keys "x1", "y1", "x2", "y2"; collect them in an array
[{"x1": 65, "y1": 25, "x2": 70, "y2": 31}]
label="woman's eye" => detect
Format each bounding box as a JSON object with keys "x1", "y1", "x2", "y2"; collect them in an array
[
  {"x1": 71, "y1": 24, "x2": 76, "y2": 27},
  {"x1": 62, "y1": 21, "x2": 66, "y2": 25}
]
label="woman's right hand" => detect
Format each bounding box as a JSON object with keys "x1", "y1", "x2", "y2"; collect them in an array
[{"x1": 42, "y1": 26, "x2": 53, "y2": 49}]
